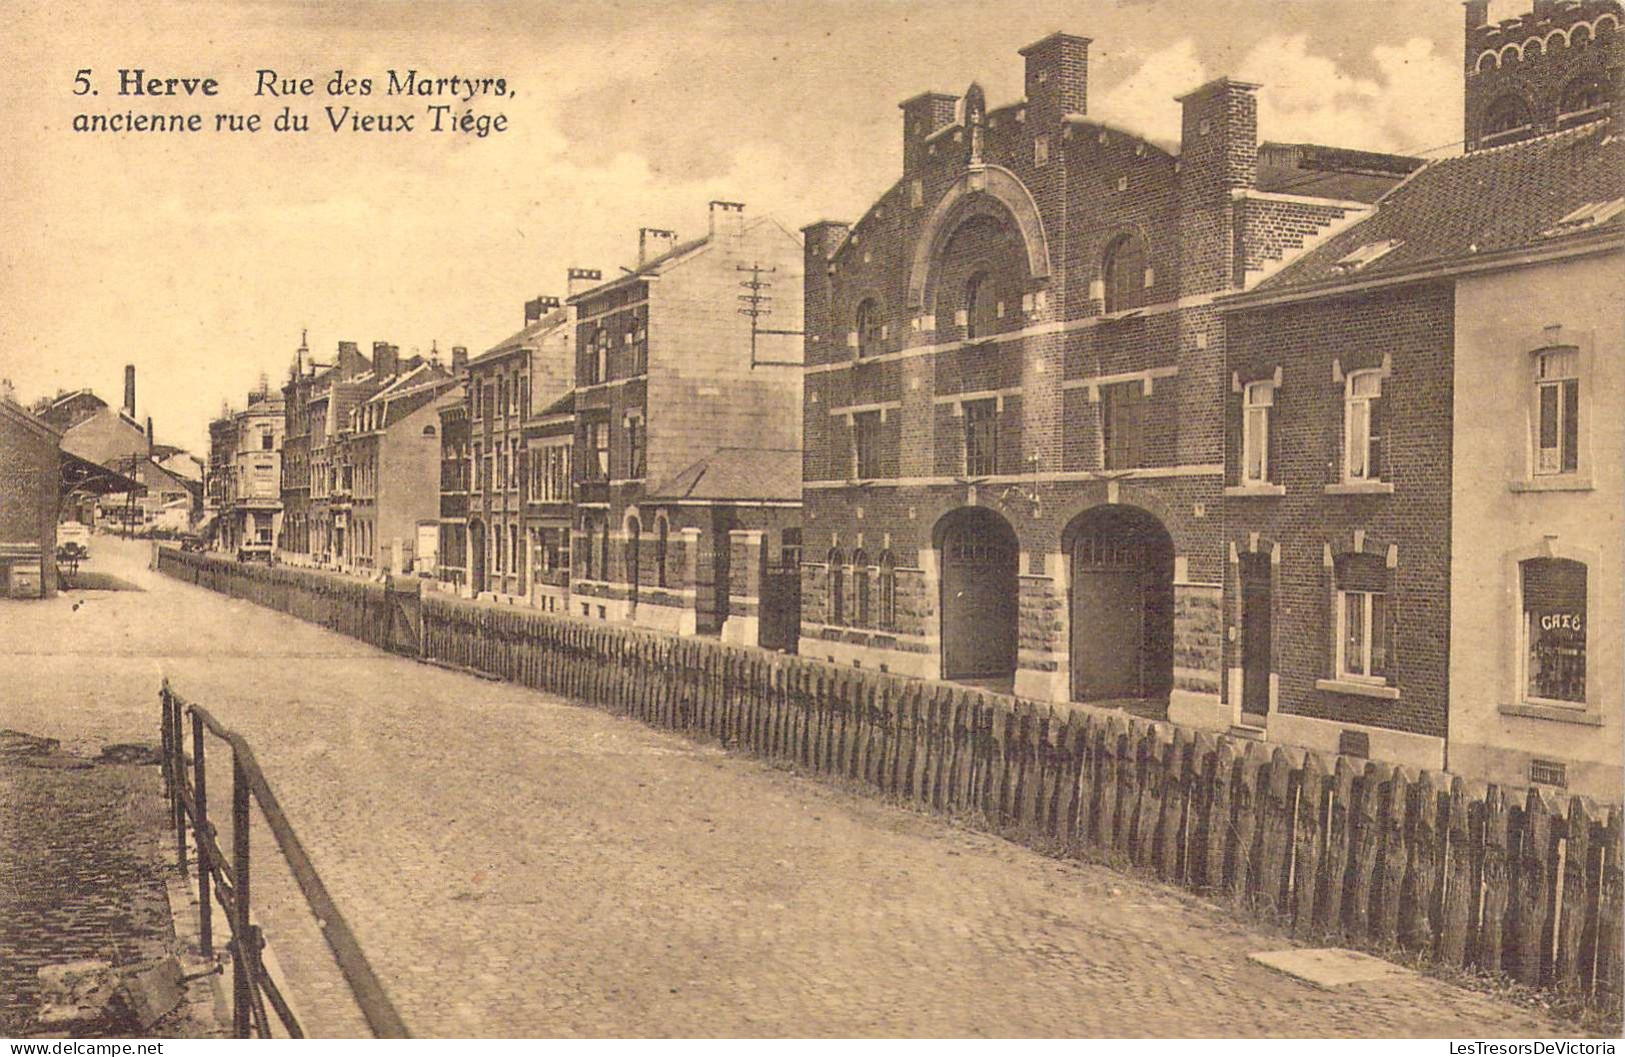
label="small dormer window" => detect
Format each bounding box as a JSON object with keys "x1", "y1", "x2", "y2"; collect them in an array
[
  {"x1": 1333, "y1": 240, "x2": 1403, "y2": 272},
  {"x1": 1542, "y1": 199, "x2": 1625, "y2": 237}
]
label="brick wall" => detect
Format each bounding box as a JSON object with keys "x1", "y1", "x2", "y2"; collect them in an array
[
  {"x1": 1463, "y1": 1, "x2": 1623, "y2": 150},
  {"x1": 1224, "y1": 283, "x2": 1455, "y2": 737}
]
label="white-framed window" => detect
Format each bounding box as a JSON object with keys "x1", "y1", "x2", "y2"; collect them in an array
[
  {"x1": 1242, "y1": 381, "x2": 1273, "y2": 485},
  {"x1": 1520, "y1": 556, "x2": 1587, "y2": 707},
  {"x1": 1334, "y1": 554, "x2": 1390, "y2": 684},
  {"x1": 1534, "y1": 347, "x2": 1580, "y2": 476},
  {"x1": 1343, "y1": 369, "x2": 1384, "y2": 482}
]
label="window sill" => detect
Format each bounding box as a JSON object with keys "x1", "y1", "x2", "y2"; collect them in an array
[
  {"x1": 1509, "y1": 476, "x2": 1594, "y2": 493},
  {"x1": 1499, "y1": 700, "x2": 1601, "y2": 726},
  {"x1": 1224, "y1": 483, "x2": 1285, "y2": 498},
  {"x1": 1315, "y1": 678, "x2": 1400, "y2": 700},
  {"x1": 1324, "y1": 481, "x2": 1394, "y2": 496}
]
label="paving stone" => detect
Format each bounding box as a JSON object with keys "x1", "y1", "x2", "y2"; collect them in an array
[
  {"x1": 0, "y1": 539, "x2": 1572, "y2": 1038},
  {"x1": 1248, "y1": 948, "x2": 1414, "y2": 990}
]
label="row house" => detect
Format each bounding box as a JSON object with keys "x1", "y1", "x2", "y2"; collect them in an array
[
  {"x1": 458, "y1": 296, "x2": 574, "y2": 603},
  {"x1": 1216, "y1": 0, "x2": 1621, "y2": 799},
  {"x1": 282, "y1": 338, "x2": 372, "y2": 564},
  {"x1": 800, "y1": 33, "x2": 1417, "y2": 716},
  {"x1": 434, "y1": 374, "x2": 471, "y2": 592},
  {"x1": 567, "y1": 205, "x2": 804, "y2": 648},
  {"x1": 211, "y1": 381, "x2": 284, "y2": 557},
  {"x1": 522, "y1": 389, "x2": 576, "y2": 613},
  {"x1": 342, "y1": 356, "x2": 456, "y2": 576}
]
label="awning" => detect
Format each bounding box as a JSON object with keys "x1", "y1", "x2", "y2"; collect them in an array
[{"x1": 60, "y1": 451, "x2": 143, "y2": 498}]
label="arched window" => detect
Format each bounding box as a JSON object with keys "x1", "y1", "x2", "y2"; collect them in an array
[
  {"x1": 626, "y1": 516, "x2": 641, "y2": 610},
  {"x1": 1485, "y1": 94, "x2": 1531, "y2": 137},
  {"x1": 852, "y1": 549, "x2": 871, "y2": 628},
  {"x1": 1559, "y1": 77, "x2": 1608, "y2": 117},
  {"x1": 655, "y1": 515, "x2": 669, "y2": 587},
  {"x1": 878, "y1": 551, "x2": 897, "y2": 631},
  {"x1": 963, "y1": 272, "x2": 995, "y2": 340},
  {"x1": 856, "y1": 298, "x2": 883, "y2": 358},
  {"x1": 828, "y1": 548, "x2": 846, "y2": 626},
  {"x1": 422, "y1": 424, "x2": 436, "y2": 437},
  {"x1": 1102, "y1": 234, "x2": 1147, "y2": 313},
  {"x1": 1521, "y1": 557, "x2": 1587, "y2": 704}
]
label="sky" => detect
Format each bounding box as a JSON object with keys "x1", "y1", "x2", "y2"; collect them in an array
[{"x1": 0, "y1": 0, "x2": 1501, "y2": 457}]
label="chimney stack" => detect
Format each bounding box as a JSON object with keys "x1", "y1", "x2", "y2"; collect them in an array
[
  {"x1": 451, "y1": 345, "x2": 469, "y2": 374},
  {"x1": 373, "y1": 341, "x2": 399, "y2": 378},
  {"x1": 639, "y1": 227, "x2": 677, "y2": 266},
  {"x1": 899, "y1": 92, "x2": 959, "y2": 173},
  {"x1": 1464, "y1": 0, "x2": 1490, "y2": 32},
  {"x1": 708, "y1": 201, "x2": 746, "y2": 239},
  {"x1": 525, "y1": 295, "x2": 562, "y2": 326},
  {"x1": 1020, "y1": 33, "x2": 1092, "y2": 127},
  {"x1": 567, "y1": 267, "x2": 603, "y2": 299},
  {"x1": 337, "y1": 341, "x2": 364, "y2": 377},
  {"x1": 123, "y1": 364, "x2": 136, "y2": 418}
]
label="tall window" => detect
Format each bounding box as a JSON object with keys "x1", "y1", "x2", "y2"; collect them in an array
[
  {"x1": 588, "y1": 328, "x2": 608, "y2": 384},
  {"x1": 780, "y1": 528, "x2": 801, "y2": 569},
  {"x1": 625, "y1": 517, "x2": 641, "y2": 607},
  {"x1": 261, "y1": 428, "x2": 274, "y2": 451},
  {"x1": 1242, "y1": 381, "x2": 1274, "y2": 485},
  {"x1": 1534, "y1": 348, "x2": 1580, "y2": 475},
  {"x1": 655, "y1": 515, "x2": 669, "y2": 588},
  {"x1": 1485, "y1": 94, "x2": 1531, "y2": 138},
  {"x1": 828, "y1": 549, "x2": 846, "y2": 626},
  {"x1": 472, "y1": 443, "x2": 484, "y2": 491},
  {"x1": 1101, "y1": 381, "x2": 1145, "y2": 471},
  {"x1": 1102, "y1": 234, "x2": 1147, "y2": 313},
  {"x1": 1559, "y1": 77, "x2": 1607, "y2": 118},
  {"x1": 586, "y1": 422, "x2": 609, "y2": 480},
  {"x1": 1334, "y1": 554, "x2": 1390, "y2": 684},
  {"x1": 627, "y1": 414, "x2": 647, "y2": 479},
  {"x1": 1343, "y1": 370, "x2": 1384, "y2": 482},
  {"x1": 598, "y1": 522, "x2": 611, "y2": 583},
  {"x1": 856, "y1": 299, "x2": 883, "y2": 358},
  {"x1": 853, "y1": 411, "x2": 883, "y2": 480},
  {"x1": 511, "y1": 525, "x2": 522, "y2": 587},
  {"x1": 963, "y1": 272, "x2": 995, "y2": 340},
  {"x1": 582, "y1": 520, "x2": 597, "y2": 579},
  {"x1": 631, "y1": 310, "x2": 648, "y2": 376},
  {"x1": 964, "y1": 398, "x2": 998, "y2": 476},
  {"x1": 1522, "y1": 557, "x2": 1587, "y2": 705},
  {"x1": 852, "y1": 549, "x2": 871, "y2": 628},
  {"x1": 877, "y1": 551, "x2": 897, "y2": 631}
]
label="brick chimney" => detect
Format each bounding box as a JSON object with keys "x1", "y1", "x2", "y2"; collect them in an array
[
  {"x1": 123, "y1": 364, "x2": 136, "y2": 417},
  {"x1": 708, "y1": 200, "x2": 746, "y2": 239},
  {"x1": 567, "y1": 267, "x2": 602, "y2": 299},
  {"x1": 802, "y1": 220, "x2": 851, "y2": 365},
  {"x1": 337, "y1": 341, "x2": 366, "y2": 377},
  {"x1": 1177, "y1": 77, "x2": 1260, "y2": 295},
  {"x1": 1020, "y1": 32, "x2": 1091, "y2": 127},
  {"x1": 900, "y1": 92, "x2": 959, "y2": 173},
  {"x1": 451, "y1": 345, "x2": 468, "y2": 374},
  {"x1": 525, "y1": 296, "x2": 561, "y2": 326},
  {"x1": 373, "y1": 341, "x2": 399, "y2": 378},
  {"x1": 639, "y1": 227, "x2": 678, "y2": 266}
]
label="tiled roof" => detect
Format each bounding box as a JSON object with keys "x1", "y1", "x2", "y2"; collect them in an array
[
  {"x1": 1247, "y1": 120, "x2": 1623, "y2": 298},
  {"x1": 469, "y1": 308, "x2": 571, "y2": 367},
  {"x1": 645, "y1": 447, "x2": 802, "y2": 503}
]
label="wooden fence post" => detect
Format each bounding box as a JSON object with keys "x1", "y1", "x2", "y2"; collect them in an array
[
  {"x1": 1292, "y1": 754, "x2": 1327, "y2": 939},
  {"x1": 1479, "y1": 785, "x2": 1511, "y2": 975},
  {"x1": 1439, "y1": 776, "x2": 1475, "y2": 967},
  {"x1": 1515, "y1": 787, "x2": 1554, "y2": 986}
]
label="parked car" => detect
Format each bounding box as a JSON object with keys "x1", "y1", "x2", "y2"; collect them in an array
[{"x1": 56, "y1": 522, "x2": 91, "y2": 558}]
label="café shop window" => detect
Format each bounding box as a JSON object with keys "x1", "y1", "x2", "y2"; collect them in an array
[{"x1": 1521, "y1": 557, "x2": 1587, "y2": 706}]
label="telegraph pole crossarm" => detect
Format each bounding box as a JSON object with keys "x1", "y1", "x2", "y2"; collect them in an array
[{"x1": 736, "y1": 262, "x2": 804, "y2": 368}]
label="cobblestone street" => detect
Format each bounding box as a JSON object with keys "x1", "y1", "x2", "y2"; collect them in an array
[{"x1": 0, "y1": 537, "x2": 1567, "y2": 1038}]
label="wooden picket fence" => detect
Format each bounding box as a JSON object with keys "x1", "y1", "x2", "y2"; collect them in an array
[{"x1": 159, "y1": 547, "x2": 1624, "y2": 1011}]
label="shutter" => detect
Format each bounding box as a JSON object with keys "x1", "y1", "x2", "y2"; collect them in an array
[{"x1": 1266, "y1": 400, "x2": 1280, "y2": 484}]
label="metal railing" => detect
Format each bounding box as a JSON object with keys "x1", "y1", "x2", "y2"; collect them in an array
[{"x1": 159, "y1": 680, "x2": 410, "y2": 1038}]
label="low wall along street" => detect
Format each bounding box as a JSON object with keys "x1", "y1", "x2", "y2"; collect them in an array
[{"x1": 156, "y1": 548, "x2": 1624, "y2": 1012}]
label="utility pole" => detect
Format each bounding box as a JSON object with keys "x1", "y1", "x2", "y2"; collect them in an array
[{"x1": 736, "y1": 263, "x2": 804, "y2": 369}]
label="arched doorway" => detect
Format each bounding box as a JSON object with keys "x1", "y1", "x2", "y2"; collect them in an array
[
  {"x1": 1065, "y1": 505, "x2": 1174, "y2": 705},
  {"x1": 469, "y1": 518, "x2": 486, "y2": 594},
  {"x1": 935, "y1": 507, "x2": 1020, "y2": 685}
]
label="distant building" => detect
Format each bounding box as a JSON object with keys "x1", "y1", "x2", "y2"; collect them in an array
[
  {"x1": 521, "y1": 389, "x2": 575, "y2": 613},
  {"x1": 342, "y1": 357, "x2": 456, "y2": 576},
  {"x1": 434, "y1": 374, "x2": 471, "y2": 591},
  {"x1": 211, "y1": 383, "x2": 285, "y2": 558},
  {"x1": 567, "y1": 203, "x2": 805, "y2": 647},
  {"x1": 0, "y1": 396, "x2": 62, "y2": 599},
  {"x1": 463, "y1": 296, "x2": 573, "y2": 602}
]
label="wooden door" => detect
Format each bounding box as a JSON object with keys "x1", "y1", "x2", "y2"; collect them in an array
[
  {"x1": 1240, "y1": 553, "x2": 1272, "y2": 721},
  {"x1": 940, "y1": 523, "x2": 1018, "y2": 680}
]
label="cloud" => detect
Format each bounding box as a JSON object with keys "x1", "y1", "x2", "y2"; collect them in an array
[{"x1": 1091, "y1": 33, "x2": 1460, "y2": 156}]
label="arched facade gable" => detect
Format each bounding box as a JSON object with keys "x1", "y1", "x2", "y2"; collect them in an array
[{"x1": 907, "y1": 165, "x2": 1051, "y2": 313}]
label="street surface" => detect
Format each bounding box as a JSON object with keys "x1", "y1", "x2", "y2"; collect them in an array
[{"x1": 0, "y1": 537, "x2": 1566, "y2": 1037}]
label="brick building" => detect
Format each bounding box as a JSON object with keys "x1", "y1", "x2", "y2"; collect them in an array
[
  {"x1": 211, "y1": 382, "x2": 284, "y2": 558},
  {"x1": 0, "y1": 395, "x2": 62, "y2": 599},
  {"x1": 343, "y1": 357, "x2": 456, "y2": 577},
  {"x1": 521, "y1": 389, "x2": 575, "y2": 613},
  {"x1": 463, "y1": 297, "x2": 573, "y2": 602},
  {"x1": 799, "y1": 35, "x2": 1415, "y2": 713},
  {"x1": 567, "y1": 205, "x2": 805, "y2": 645},
  {"x1": 1463, "y1": 0, "x2": 1621, "y2": 151},
  {"x1": 1218, "y1": 1, "x2": 1621, "y2": 782},
  {"x1": 434, "y1": 370, "x2": 471, "y2": 592}
]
